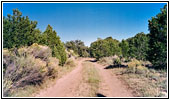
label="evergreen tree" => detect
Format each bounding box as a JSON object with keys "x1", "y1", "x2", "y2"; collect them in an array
[
  {"x1": 40, "y1": 25, "x2": 67, "y2": 65},
  {"x1": 3, "y1": 9, "x2": 40, "y2": 48},
  {"x1": 127, "y1": 32, "x2": 149, "y2": 60},
  {"x1": 120, "y1": 39, "x2": 129, "y2": 57},
  {"x1": 148, "y1": 5, "x2": 167, "y2": 69},
  {"x1": 89, "y1": 37, "x2": 121, "y2": 60}
]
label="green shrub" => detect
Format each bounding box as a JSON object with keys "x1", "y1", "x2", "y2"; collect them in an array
[
  {"x1": 89, "y1": 37, "x2": 121, "y2": 60},
  {"x1": 65, "y1": 40, "x2": 89, "y2": 57}
]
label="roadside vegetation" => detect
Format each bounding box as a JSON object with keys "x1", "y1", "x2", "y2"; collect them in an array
[
  {"x1": 3, "y1": 4, "x2": 167, "y2": 97},
  {"x1": 65, "y1": 40, "x2": 89, "y2": 57},
  {"x1": 3, "y1": 9, "x2": 78, "y2": 97},
  {"x1": 98, "y1": 56, "x2": 167, "y2": 97},
  {"x1": 91, "y1": 5, "x2": 167, "y2": 97},
  {"x1": 90, "y1": 5, "x2": 167, "y2": 70},
  {"x1": 3, "y1": 43, "x2": 77, "y2": 97}
]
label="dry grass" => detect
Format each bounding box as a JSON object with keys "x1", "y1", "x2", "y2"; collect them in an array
[
  {"x1": 75, "y1": 61, "x2": 100, "y2": 97},
  {"x1": 112, "y1": 68, "x2": 167, "y2": 97},
  {"x1": 99, "y1": 57, "x2": 167, "y2": 97},
  {"x1": 8, "y1": 59, "x2": 77, "y2": 97},
  {"x1": 98, "y1": 55, "x2": 120, "y2": 66},
  {"x1": 98, "y1": 57, "x2": 114, "y2": 66}
]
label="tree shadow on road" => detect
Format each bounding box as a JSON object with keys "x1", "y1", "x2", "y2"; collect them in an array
[
  {"x1": 104, "y1": 64, "x2": 127, "y2": 69},
  {"x1": 85, "y1": 59, "x2": 97, "y2": 62},
  {"x1": 96, "y1": 93, "x2": 106, "y2": 97}
]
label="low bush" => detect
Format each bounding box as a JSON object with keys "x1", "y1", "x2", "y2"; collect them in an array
[
  {"x1": 47, "y1": 57, "x2": 59, "y2": 78},
  {"x1": 65, "y1": 58, "x2": 76, "y2": 68},
  {"x1": 98, "y1": 57, "x2": 114, "y2": 65},
  {"x1": 136, "y1": 65, "x2": 149, "y2": 74},
  {"x1": 4, "y1": 54, "x2": 47, "y2": 90},
  {"x1": 3, "y1": 44, "x2": 60, "y2": 97},
  {"x1": 126, "y1": 59, "x2": 149, "y2": 74},
  {"x1": 18, "y1": 43, "x2": 52, "y2": 61}
]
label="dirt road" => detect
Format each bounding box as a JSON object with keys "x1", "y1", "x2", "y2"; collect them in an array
[
  {"x1": 93, "y1": 62, "x2": 133, "y2": 97},
  {"x1": 36, "y1": 58, "x2": 133, "y2": 97}
]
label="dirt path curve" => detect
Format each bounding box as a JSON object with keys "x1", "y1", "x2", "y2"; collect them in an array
[
  {"x1": 93, "y1": 61, "x2": 133, "y2": 97},
  {"x1": 36, "y1": 58, "x2": 87, "y2": 97}
]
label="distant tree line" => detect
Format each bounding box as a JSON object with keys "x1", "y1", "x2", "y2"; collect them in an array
[
  {"x1": 3, "y1": 9, "x2": 67, "y2": 65},
  {"x1": 89, "y1": 32, "x2": 149, "y2": 61},
  {"x1": 88, "y1": 5, "x2": 167, "y2": 69}
]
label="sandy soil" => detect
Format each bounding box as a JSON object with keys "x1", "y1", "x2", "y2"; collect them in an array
[
  {"x1": 36, "y1": 58, "x2": 86, "y2": 97},
  {"x1": 36, "y1": 58, "x2": 133, "y2": 97},
  {"x1": 93, "y1": 62, "x2": 133, "y2": 97}
]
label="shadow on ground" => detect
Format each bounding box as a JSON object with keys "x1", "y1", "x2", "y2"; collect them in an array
[
  {"x1": 96, "y1": 93, "x2": 106, "y2": 97},
  {"x1": 85, "y1": 59, "x2": 97, "y2": 62},
  {"x1": 104, "y1": 64, "x2": 127, "y2": 69}
]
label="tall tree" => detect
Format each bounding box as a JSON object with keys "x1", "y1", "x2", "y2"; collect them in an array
[
  {"x1": 3, "y1": 9, "x2": 40, "y2": 48},
  {"x1": 148, "y1": 5, "x2": 167, "y2": 69},
  {"x1": 40, "y1": 25, "x2": 67, "y2": 65},
  {"x1": 120, "y1": 39, "x2": 129, "y2": 57},
  {"x1": 127, "y1": 32, "x2": 149, "y2": 60}
]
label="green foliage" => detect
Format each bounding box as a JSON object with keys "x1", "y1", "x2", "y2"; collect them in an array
[
  {"x1": 3, "y1": 9, "x2": 67, "y2": 65},
  {"x1": 39, "y1": 25, "x2": 67, "y2": 65},
  {"x1": 126, "y1": 32, "x2": 149, "y2": 60},
  {"x1": 119, "y1": 39, "x2": 129, "y2": 57},
  {"x1": 89, "y1": 37, "x2": 121, "y2": 60},
  {"x1": 148, "y1": 5, "x2": 167, "y2": 69},
  {"x1": 3, "y1": 9, "x2": 41, "y2": 48},
  {"x1": 65, "y1": 40, "x2": 89, "y2": 57}
]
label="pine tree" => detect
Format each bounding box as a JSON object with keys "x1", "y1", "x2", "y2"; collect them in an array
[
  {"x1": 3, "y1": 9, "x2": 40, "y2": 48},
  {"x1": 148, "y1": 5, "x2": 167, "y2": 69},
  {"x1": 120, "y1": 39, "x2": 129, "y2": 57},
  {"x1": 40, "y1": 25, "x2": 67, "y2": 65},
  {"x1": 127, "y1": 32, "x2": 149, "y2": 60}
]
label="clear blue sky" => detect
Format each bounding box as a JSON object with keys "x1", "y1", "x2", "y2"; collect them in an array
[{"x1": 3, "y1": 3, "x2": 166, "y2": 46}]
